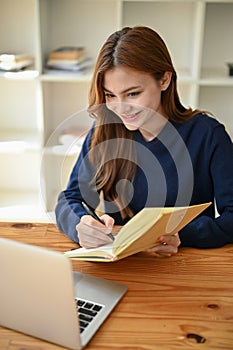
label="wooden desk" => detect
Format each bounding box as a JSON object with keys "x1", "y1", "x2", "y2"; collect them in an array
[{"x1": 0, "y1": 222, "x2": 233, "y2": 350}]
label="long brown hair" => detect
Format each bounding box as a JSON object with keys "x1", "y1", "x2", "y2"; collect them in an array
[{"x1": 87, "y1": 26, "x2": 200, "y2": 218}]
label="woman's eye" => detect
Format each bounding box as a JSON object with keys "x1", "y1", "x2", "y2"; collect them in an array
[
  {"x1": 105, "y1": 92, "x2": 115, "y2": 99},
  {"x1": 128, "y1": 91, "x2": 140, "y2": 97}
]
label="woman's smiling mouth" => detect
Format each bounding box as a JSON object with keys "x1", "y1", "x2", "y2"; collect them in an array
[{"x1": 121, "y1": 111, "x2": 141, "y2": 122}]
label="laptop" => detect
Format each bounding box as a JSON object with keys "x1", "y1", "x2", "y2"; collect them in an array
[{"x1": 0, "y1": 238, "x2": 127, "y2": 349}]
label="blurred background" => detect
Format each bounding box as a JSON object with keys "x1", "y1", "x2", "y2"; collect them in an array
[{"x1": 0, "y1": 0, "x2": 233, "y2": 223}]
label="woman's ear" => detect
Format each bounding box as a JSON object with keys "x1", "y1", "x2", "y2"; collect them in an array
[{"x1": 160, "y1": 71, "x2": 172, "y2": 91}]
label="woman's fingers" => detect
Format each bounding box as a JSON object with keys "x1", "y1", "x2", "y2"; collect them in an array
[
  {"x1": 145, "y1": 233, "x2": 181, "y2": 257},
  {"x1": 76, "y1": 215, "x2": 114, "y2": 248}
]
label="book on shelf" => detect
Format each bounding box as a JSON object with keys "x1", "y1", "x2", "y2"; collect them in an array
[
  {"x1": 45, "y1": 57, "x2": 93, "y2": 72},
  {"x1": 64, "y1": 202, "x2": 211, "y2": 262},
  {"x1": 48, "y1": 46, "x2": 85, "y2": 60},
  {"x1": 0, "y1": 53, "x2": 34, "y2": 71},
  {"x1": 43, "y1": 68, "x2": 92, "y2": 77},
  {"x1": 0, "y1": 53, "x2": 32, "y2": 62},
  {"x1": 46, "y1": 57, "x2": 86, "y2": 66},
  {"x1": 45, "y1": 46, "x2": 93, "y2": 74}
]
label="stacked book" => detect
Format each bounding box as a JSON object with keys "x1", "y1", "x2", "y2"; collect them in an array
[
  {"x1": 0, "y1": 53, "x2": 34, "y2": 72},
  {"x1": 45, "y1": 46, "x2": 93, "y2": 73}
]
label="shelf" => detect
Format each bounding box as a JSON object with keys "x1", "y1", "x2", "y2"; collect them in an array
[
  {"x1": 198, "y1": 85, "x2": 233, "y2": 138},
  {"x1": 200, "y1": 68, "x2": 233, "y2": 85},
  {"x1": 121, "y1": 1, "x2": 199, "y2": 78},
  {"x1": 41, "y1": 150, "x2": 78, "y2": 211},
  {"x1": 40, "y1": 70, "x2": 93, "y2": 82},
  {"x1": 39, "y1": 0, "x2": 120, "y2": 65},
  {"x1": 0, "y1": 70, "x2": 39, "y2": 80},
  {"x1": 201, "y1": 2, "x2": 233, "y2": 74},
  {"x1": 42, "y1": 82, "x2": 92, "y2": 145},
  {"x1": 0, "y1": 130, "x2": 42, "y2": 152},
  {"x1": 1, "y1": 0, "x2": 233, "y2": 216},
  {"x1": 0, "y1": 151, "x2": 41, "y2": 189},
  {"x1": 0, "y1": 0, "x2": 38, "y2": 58}
]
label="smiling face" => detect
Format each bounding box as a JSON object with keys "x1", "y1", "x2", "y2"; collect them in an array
[{"x1": 103, "y1": 65, "x2": 171, "y2": 141}]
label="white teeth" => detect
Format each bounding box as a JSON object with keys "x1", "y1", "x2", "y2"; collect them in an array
[{"x1": 123, "y1": 113, "x2": 138, "y2": 119}]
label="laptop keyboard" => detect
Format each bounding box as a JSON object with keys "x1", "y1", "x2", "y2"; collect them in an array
[{"x1": 76, "y1": 298, "x2": 103, "y2": 333}]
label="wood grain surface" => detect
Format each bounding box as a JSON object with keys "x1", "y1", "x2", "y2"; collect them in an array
[{"x1": 0, "y1": 222, "x2": 233, "y2": 350}]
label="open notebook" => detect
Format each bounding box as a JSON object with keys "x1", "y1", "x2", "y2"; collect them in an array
[
  {"x1": 0, "y1": 238, "x2": 127, "y2": 349},
  {"x1": 65, "y1": 202, "x2": 211, "y2": 262}
]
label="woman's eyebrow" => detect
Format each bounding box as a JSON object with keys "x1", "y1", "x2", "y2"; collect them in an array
[{"x1": 103, "y1": 86, "x2": 141, "y2": 94}]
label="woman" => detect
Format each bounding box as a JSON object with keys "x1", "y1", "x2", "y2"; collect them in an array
[{"x1": 55, "y1": 26, "x2": 233, "y2": 256}]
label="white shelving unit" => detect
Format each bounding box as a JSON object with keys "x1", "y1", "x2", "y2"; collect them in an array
[{"x1": 1, "y1": 0, "x2": 233, "y2": 221}]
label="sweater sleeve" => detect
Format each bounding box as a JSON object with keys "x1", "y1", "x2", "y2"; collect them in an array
[
  {"x1": 55, "y1": 127, "x2": 100, "y2": 243},
  {"x1": 179, "y1": 124, "x2": 233, "y2": 248}
]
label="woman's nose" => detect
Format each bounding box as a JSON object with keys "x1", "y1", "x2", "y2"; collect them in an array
[{"x1": 109, "y1": 100, "x2": 132, "y2": 115}]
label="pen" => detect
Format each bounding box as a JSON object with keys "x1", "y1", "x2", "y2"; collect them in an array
[{"x1": 81, "y1": 201, "x2": 115, "y2": 241}]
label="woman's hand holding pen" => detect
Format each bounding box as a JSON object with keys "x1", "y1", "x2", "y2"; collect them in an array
[
  {"x1": 77, "y1": 201, "x2": 180, "y2": 254},
  {"x1": 76, "y1": 214, "x2": 115, "y2": 249}
]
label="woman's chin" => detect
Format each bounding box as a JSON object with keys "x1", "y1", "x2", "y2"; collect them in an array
[{"x1": 123, "y1": 123, "x2": 139, "y2": 131}]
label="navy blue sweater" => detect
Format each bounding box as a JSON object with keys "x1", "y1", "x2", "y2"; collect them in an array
[{"x1": 55, "y1": 113, "x2": 233, "y2": 248}]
